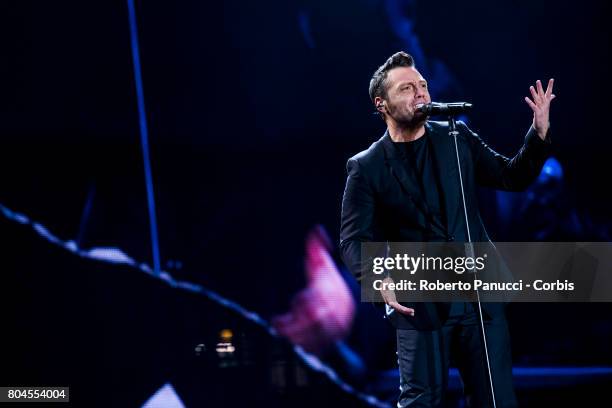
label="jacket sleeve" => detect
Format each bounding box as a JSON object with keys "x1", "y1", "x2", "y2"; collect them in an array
[
  {"x1": 462, "y1": 122, "x2": 552, "y2": 191},
  {"x1": 339, "y1": 158, "x2": 384, "y2": 282}
]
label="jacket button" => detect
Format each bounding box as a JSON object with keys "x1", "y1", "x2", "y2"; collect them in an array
[{"x1": 446, "y1": 235, "x2": 455, "y2": 242}]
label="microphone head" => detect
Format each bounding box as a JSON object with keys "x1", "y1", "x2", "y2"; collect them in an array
[
  {"x1": 415, "y1": 103, "x2": 436, "y2": 115},
  {"x1": 416, "y1": 102, "x2": 472, "y2": 116}
]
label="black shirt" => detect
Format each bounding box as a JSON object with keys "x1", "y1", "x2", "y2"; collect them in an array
[{"x1": 394, "y1": 131, "x2": 446, "y2": 235}]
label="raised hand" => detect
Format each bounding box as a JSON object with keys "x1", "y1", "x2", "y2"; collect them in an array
[{"x1": 524, "y1": 78, "x2": 556, "y2": 140}]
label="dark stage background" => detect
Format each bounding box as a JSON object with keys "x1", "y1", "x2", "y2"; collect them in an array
[{"x1": 1, "y1": 0, "x2": 612, "y2": 406}]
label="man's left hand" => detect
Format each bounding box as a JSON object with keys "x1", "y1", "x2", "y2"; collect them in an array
[{"x1": 525, "y1": 78, "x2": 556, "y2": 140}]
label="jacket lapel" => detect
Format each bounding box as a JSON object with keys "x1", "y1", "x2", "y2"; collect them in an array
[
  {"x1": 381, "y1": 128, "x2": 443, "y2": 232},
  {"x1": 427, "y1": 122, "x2": 461, "y2": 235}
]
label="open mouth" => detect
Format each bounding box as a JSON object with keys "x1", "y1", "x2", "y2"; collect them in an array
[{"x1": 413, "y1": 103, "x2": 427, "y2": 113}]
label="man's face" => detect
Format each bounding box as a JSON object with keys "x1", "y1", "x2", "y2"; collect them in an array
[{"x1": 379, "y1": 66, "x2": 431, "y2": 126}]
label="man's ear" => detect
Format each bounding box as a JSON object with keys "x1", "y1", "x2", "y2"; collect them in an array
[{"x1": 374, "y1": 97, "x2": 386, "y2": 112}]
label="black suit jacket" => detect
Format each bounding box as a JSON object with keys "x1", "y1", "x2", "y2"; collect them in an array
[{"x1": 340, "y1": 120, "x2": 551, "y2": 329}]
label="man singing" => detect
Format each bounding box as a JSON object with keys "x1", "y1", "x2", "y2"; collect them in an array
[{"x1": 340, "y1": 51, "x2": 555, "y2": 407}]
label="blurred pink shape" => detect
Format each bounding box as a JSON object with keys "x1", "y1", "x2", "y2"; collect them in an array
[{"x1": 271, "y1": 225, "x2": 356, "y2": 355}]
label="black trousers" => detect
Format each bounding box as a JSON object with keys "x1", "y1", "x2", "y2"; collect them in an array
[{"x1": 396, "y1": 302, "x2": 517, "y2": 408}]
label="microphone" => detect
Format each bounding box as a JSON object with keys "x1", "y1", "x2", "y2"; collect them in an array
[{"x1": 416, "y1": 102, "x2": 472, "y2": 116}]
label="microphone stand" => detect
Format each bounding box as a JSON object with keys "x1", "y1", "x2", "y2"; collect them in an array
[{"x1": 448, "y1": 115, "x2": 498, "y2": 408}]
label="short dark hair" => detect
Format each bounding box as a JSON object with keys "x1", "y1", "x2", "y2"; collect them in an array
[{"x1": 368, "y1": 51, "x2": 415, "y2": 103}]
